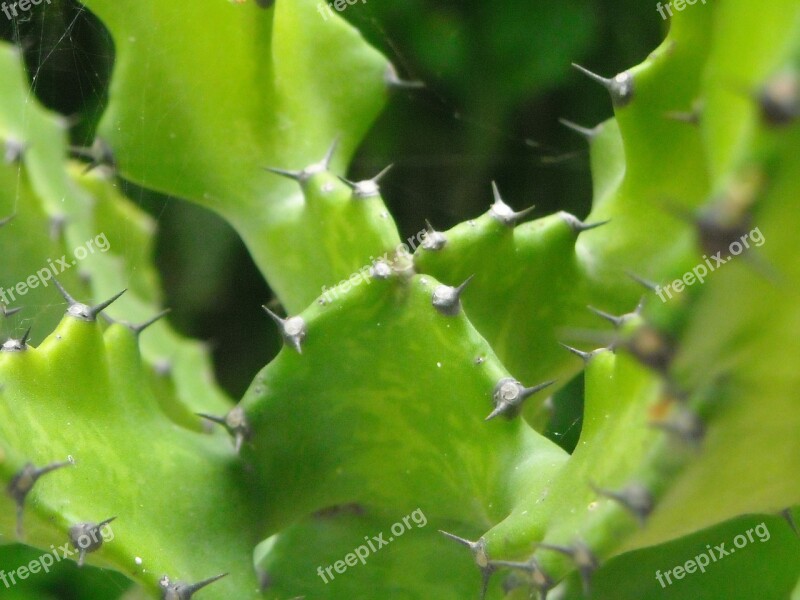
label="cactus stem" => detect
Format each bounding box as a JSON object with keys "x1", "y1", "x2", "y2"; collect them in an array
[
  {"x1": 439, "y1": 532, "x2": 494, "y2": 600},
  {"x1": 197, "y1": 406, "x2": 252, "y2": 453},
  {"x1": 559, "y1": 212, "x2": 610, "y2": 233},
  {"x1": 490, "y1": 182, "x2": 536, "y2": 227},
  {"x1": 533, "y1": 540, "x2": 598, "y2": 596},
  {"x1": 590, "y1": 481, "x2": 654, "y2": 526},
  {"x1": 432, "y1": 275, "x2": 474, "y2": 317},
  {"x1": 159, "y1": 573, "x2": 229, "y2": 600},
  {"x1": 69, "y1": 516, "x2": 116, "y2": 566},
  {"x1": 384, "y1": 63, "x2": 425, "y2": 90},
  {"x1": 421, "y1": 220, "x2": 448, "y2": 251},
  {"x1": 262, "y1": 306, "x2": 307, "y2": 353},
  {"x1": 338, "y1": 164, "x2": 393, "y2": 199},
  {"x1": 572, "y1": 63, "x2": 634, "y2": 108},
  {"x1": 52, "y1": 278, "x2": 127, "y2": 322},
  {"x1": 558, "y1": 118, "x2": 599, "y2": 140},
  {"x1": 264, "y1": 137, "x2": 340, "y2": 184},
  {"x1": 487, "y1": 378, "x2": 555, "y2": 421},
  {"x1": 7, "y1": 460, "x2": 73, "y2": 537}
]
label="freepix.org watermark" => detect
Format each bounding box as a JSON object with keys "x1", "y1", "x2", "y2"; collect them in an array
[
  {"x1": 316, "y1": 508, "x2": 427, "y2": 583},
  {"x1": 655, "y1": 226, "x2": 765, "y2": 302},
  {"x1": 1, "y1": 0, "x2": 50, "y2": 21},
  {"x1": 655, "y1": 522, "x2": 770, "y2": 588},
  {"x1": 656, "y1": 0, "x2": 706, "y2": 21},
  {"x1": 0, "y1": 233, "x2": 110, "y2": 305},
  {"x1": 0, "y1": 522, "x2": 115, "y2": 589}
]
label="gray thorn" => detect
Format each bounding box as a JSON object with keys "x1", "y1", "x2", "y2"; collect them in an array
[
  {"x1": 650, "y1": 407, "x2": 705, "y2": 446},
  {"x1": 422, "y1": 220, "x2": 447, "y2": 251},
  {"x1": 385, "y1": 63, "x2": 426, "y2": 90},
  {"x1": 1, "y1": 304, "x2": 22, "y2": 318},
  {"x1": 432, "y1": 275, "x2": 474, "y2": 317},
  {"x1": 572, "y1": 63, "x2": 635, "y2": 108},
  {"x1": 489, "y1": 558, "x2": 554, "y2": 595},
  {"x1": 586, "y1": 305, "x2": 627, "y2": 328},
  {"x1": 4, "y1": 139, "x2": 25, "y2": 164},
  {"x1": 338, "y1": 163, "x2": 393, "y2": 199},
  {"x1": 533, "y1": 540, "x2": 598, "y2": 596},
  {"x1": 487, "y1": 378, "x2": 555, "y2": 421},
  {"x1": 131, "y1": 309, "x2": 171, "y2": 335},
  {"x1": 590, "y1": 481, "x2": 654, "y2": 525},
  {"x1": 7, "y1": 460, "x2": 73, "y2": 537},
  {"x1": 2, "y1": 326, "x2": 31, "y2": 352},
  {"x1": 69, "y1": 516, "x2": 116, "y2": 567},
  {"x1": 264, "y1": 137, "x2": 340, "y2": 185},
  {"x1": 439, "y1": 531, "x2": 494, "y2": 599},
  {"x1": 780, "y1": 509, "x2": 798, "y2": 537},
  {"x1": 559, "y1": 212, "x2": 609, "y2": 233},
  {"x1": 53, "y1": 278, "x2": 127, "y2": 321},
  {"x1": 262, "y1": 306, "x2": 307, "y2": 353},
  {"x1": 558, "y1": 118, "x2": 598, "y2": 140},
  {"x1": 625, "y1": 271, "x2": 659, "y2": 292},
  {"x1": 558, "y1": 343, "x2": 596, "y2": 363},
  {"x1": 490, "y1": 182, "x2": 536, "y2": 227},
  {"x1": 0, "y1": 214, "x2": 15, "y2": 228},
  {"x1": 197, "y1": 406, "x2": 252, "y2": 453},
  {"x1": 159, "y1": 573, "x2": 229, "y2": 600}
]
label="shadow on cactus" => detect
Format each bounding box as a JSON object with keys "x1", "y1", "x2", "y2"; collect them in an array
[{"x1": 1, "y1": 0, "x2": 799, "y2": 599}]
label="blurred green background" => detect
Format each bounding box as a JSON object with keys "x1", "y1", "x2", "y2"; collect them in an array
[{"x1": 0, "y1": 0, "x2": 663, "y2": 398}]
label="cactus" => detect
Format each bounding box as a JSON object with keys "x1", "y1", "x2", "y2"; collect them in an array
[{"x1": 1, "y1": 0, "x2": 799, "y2": 599}]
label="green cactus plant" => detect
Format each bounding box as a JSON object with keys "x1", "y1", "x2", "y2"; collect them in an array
[{"x1": 1, "y1": 0, "x2": 799, "y2": 599}]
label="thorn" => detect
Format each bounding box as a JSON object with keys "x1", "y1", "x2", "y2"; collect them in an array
[
  {"x1": 590, "y1": 481, "x2": 654, "y2": 526},
  {"x1": 533, "y1": 540, "x2": 598, "y2": 596},
  {"x1": 421, "y1": 220, "x2": 447, "y2": 251},
  {"x1": 197, "y1": 406, "x2": 252, "y2": 453},
  {"x1": 781, "y1": 509, "x2": 798, "y2": 537},
  {"x1": 624, "y1": 325, "x2": 675, "y2": 374},
  {"x1": 558, "y1": 118, "x2": 599, "y2": 140},
  {"x1": 572, "y1": 63, "x2": 635, "y2": 108},
  {"x1": 664, "y1": 109, "x2": 702, "y2": 126},
  {"x1": 650, "y1": 406, "x2": 705, "y2": 446},
  {"x1": 558, "y1": 343, "x2": 597, "y2": 364},
  {"x1": 486, "y1": 378, "x2": 555, "y2": 420},
  {"x1": 439, "y1": 532, "x2": 494, "y2": 600},
  {"x1": 625, "y1": 271, "x2": 659, "y2": 293},
  {"x1": 559, "y1": 212, "x2": 609, "y2": 233},
  {"x1": 49, "y1": 215, "x2": 67, "y2": 241},
  {"x1": 587, "y1": 305, "x2": 627, "y2": 328},
  {"x1": 264, "y1": 138, "x2": 340, "y2": 185},
  {"x1": 489, "y1": 558, "x2": 554, "y2": 597},
  {"x1": 69, "y1": 517, "x2": 116, "y2": 567},
  {"x1": 431, "y1": 275, "x2": 474, "y2": 317},
  {"x1": 159, "y1": 573, "x2": 228, "y2": 600},
  {"x1": 71, "y1": 138, "x2": 116, "y2": 173},
  {"x1": 757, "y1": 69, "x2": 799, "y2": 127},
  {"x1": 52, "y1": 278, "x2": 127, "y2": 322},
  {"x1": 1, "y1": 303, "x2": 22, "y2": 318},
  {"x1": 262, "y1": 306, "x2": 307, "y2": 353},
  {"x1": 0, "y1": 214, "x2": 15, "y2": 228},
  {"x1": 130, "y1": 309, "x2": 172, "y2": 335},
  {"x1": 385, "y1": 63, "x2": 426, "y2": 90},
  {"x1": 2, "y1": 327, "x2": 31, "y2": 352},
  {"x1": 7, "y1": 460, "x2": 73, "y2": 537},
  {"x1": 3, "y1": 139, "x2": 24, "y2": 164},
  {"x1": 489, "y1": 182, "x2": 536, "y2": 227},
  {"x1": 369, "y1": 259, "x2": 393, "y2": 280},
  {"x1": 338, "y1": 164, "x2": 393, "y2": 199}
]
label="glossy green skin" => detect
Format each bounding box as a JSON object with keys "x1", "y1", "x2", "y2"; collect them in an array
[{"x1": 1, "y1": 0, "x2": 799, "y2": 598}]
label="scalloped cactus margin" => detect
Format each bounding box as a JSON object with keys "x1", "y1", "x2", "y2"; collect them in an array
[{"x1": 1, "y1": 1, "x2": 799, "y2": 599}]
